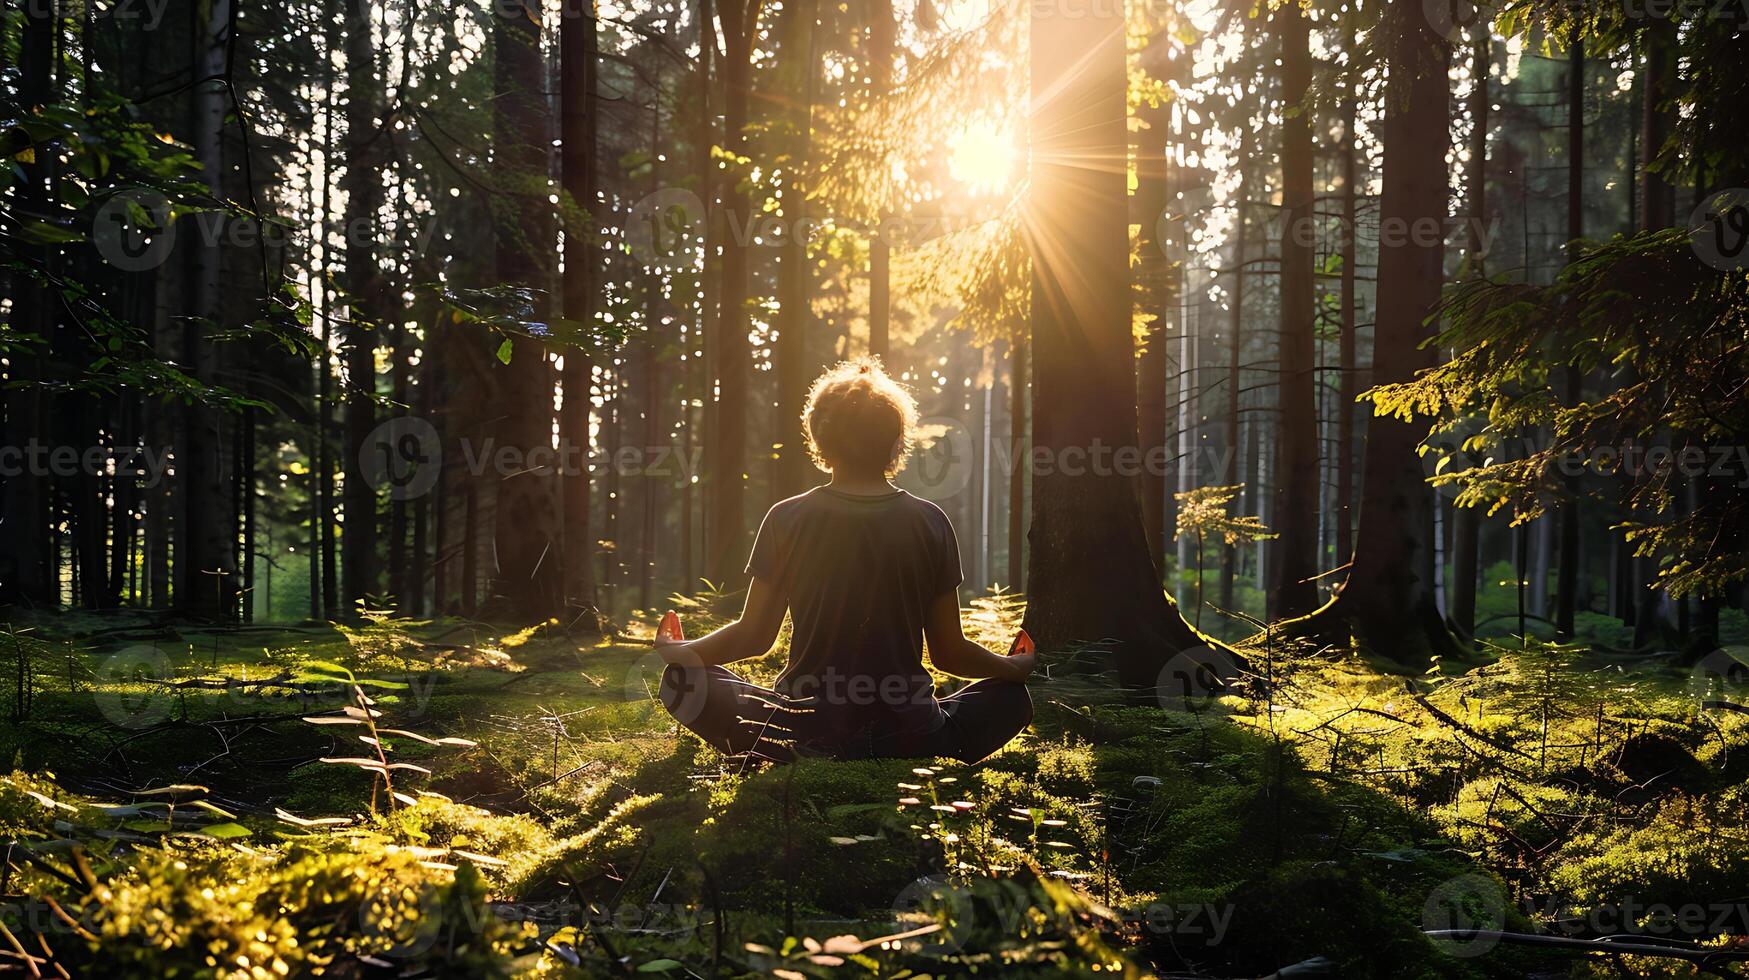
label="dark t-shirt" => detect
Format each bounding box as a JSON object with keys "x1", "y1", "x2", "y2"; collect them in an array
[{"x1": 746, "y1": 487, "x2": 962, "y2": 740}]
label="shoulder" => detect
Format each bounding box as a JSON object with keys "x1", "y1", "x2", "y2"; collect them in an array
[
  {"x1": 760, "y1": 489, "x2": 820, "y2": 528},
  {"x1": 900, "y1": 492, "x2": 955, "y2": 534}
]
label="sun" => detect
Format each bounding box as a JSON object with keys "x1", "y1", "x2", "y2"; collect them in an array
[{"x1": 947, "y1": 120, "x2": 1018, "y2": 197}]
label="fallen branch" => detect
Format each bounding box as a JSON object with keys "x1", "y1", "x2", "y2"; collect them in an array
[{"x1": 1424, "y1": 929, "x2": 1749, "y2": 966}]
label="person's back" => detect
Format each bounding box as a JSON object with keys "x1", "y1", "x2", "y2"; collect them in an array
[
  {"x1": 751, "y1": 486, "x2": 959, "y2": 742},
  {"x1": 653, "y1": 358, "x2": 1036, "y2": 763}
]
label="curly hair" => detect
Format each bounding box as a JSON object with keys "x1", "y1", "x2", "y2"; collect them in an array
[{"x1": 801, "y1": 358, "x2": 919, "y2": 479}]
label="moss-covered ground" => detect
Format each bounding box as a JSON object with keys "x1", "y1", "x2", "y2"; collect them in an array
[{"x1": 0, "y1": 593, "x2": 1745, "y2": 977}]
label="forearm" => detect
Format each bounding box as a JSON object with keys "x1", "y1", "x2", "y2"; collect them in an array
[
  {"x1": 934, "y1": 638, "x2": 1028, "y2": 682},
  {"x1": 668, "y1": 620, "x2": 768, "y2": 667}
]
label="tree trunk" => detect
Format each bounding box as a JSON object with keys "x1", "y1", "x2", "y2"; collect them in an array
[
  {"x1": 776, "y1": 0, "x2": 818, "y2": 500},
  {"x1": 1220, "y1": 119, "x2": 1252, "y2": 618},
  {"x1": 490, "y1": 0, "x2": 566, "y2": 621},
  {"x1": 1007, "y1": 336, "x2": 1028, "y2": 590},
  {"x1": 179, "y1": 0, "x2": 237, "y2": 621},
  {"x1": 560, "y1": 0, "x2": 601, "y2": 624},
  {"x1": 1554, "y1": 31, "x2": 1584, "y2": 639},
  {"x1": 1449, "y1": 27, "x2": 1489, "y2": 638},
  {"x1": 1297, "y1": 6, "x2": 1460, "y2": 665},
  {"x1": 341, "y1": 0, "x2": 381, "y2": 613},
  {"x1": 1136, "y1": 96, "x2": 1171, "y2": 574},
  {"x1": 866, "y1": 0, "x2": 894, "y2": 361},
  {"x1": 706, "y1": 0, "x2": 757, "y2": 583},
  {"x1": 1270, "y1": 0, "x2": 1320, "y2": 618},
  {"x1": 1335, "y1": 23, "x2": 1361, "y2": 577},
  {"x1": 0, "y1": 0, "x2": 56, "y2": 609},
  {"x1": 1023, "y1": 0, "x2": 1234, "y2": 687}
]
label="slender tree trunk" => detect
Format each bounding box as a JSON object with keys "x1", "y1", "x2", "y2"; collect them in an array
[
  {"x1": 1270, "y1": 0, "x2": 1320, "y2": 617},
  {"x1": 179, "y1": 0, "x2": 237, "y2": 621},
  {"x1": 1554, "y1": 31, "x2": 1584, "y2": 639},
  {"x1": 1136, "y1": 97, "x2": 1171, "y2": 574},
  {"x1": 0, "y1": 0, "x2": 56, "y2": 608},
  {"x1": 1023, "y1": 0, "x2": 1233, "y2": 686},
  {"x1": 560, "y1": 0, "x2": 601, "y2": 624},
  {"x1": 1640, "y1": 18, "x2": 1677, "y2": 232},
  {"x1": 1450, "y1": 27, "x2": 1489, "y2": 638},
  {"x1": 1007, "y1": 335, "x2": 1028, "y2": 590},
  {"x1": 1220, "y1": 122, "x2": 1251, "y2": 618},
  {"x1": 683, "y1": 0, "x2": 714, "y2": 593},
  {"x1": 776, "y1": 0, "x2": 818, "y2": 499},
  {"x1": 341, "y1": 0, "x2": 381, "y2": 613},
  {"x1": 866, "y1": 0, "x2": 894, "y2": 361},
  {"x1": 706, "y1": 0, "x2": 757, "y2": 582}
]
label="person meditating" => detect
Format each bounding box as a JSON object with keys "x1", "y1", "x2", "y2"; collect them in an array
[{"x1": 653, "y1": 358, "x2": 1035, "y2": 763}]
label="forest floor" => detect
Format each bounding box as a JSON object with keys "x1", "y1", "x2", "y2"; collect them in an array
[{"x1": 1, "y1": 591, "x2": 1747, "y2": 978}]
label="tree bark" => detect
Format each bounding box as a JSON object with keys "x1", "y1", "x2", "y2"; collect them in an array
[
  {"x1": 1023, "y1": 0, "x2": 1234, "y2": 687},
  {"x1": 340, "y1": 0, "x2": 381, "y2": 613},
  {"x1": 1221, "y1": 118, "x2": 1252, "y2": 618},
  {"x1": 179, "y1": 0, "x2": 237, "y2": 621},
  {"x1": 1450, "y1": 27, "x2": 1489, "y2": 638},
  {"x1": 1007, "y1": 336, "x2": 1028, "y2": 590},
  {"x1": 1295, "y1": 5, "x2": 1460, "y2": 665},
  {"x1": 560, "y1": 0, "x2": 602, "y2": 624},
  {"x1": 489, "y1": 0, "x2": 566, "y2": 621},
  {"x1": 1136, "y1": 94, "x2": 1171, "y2": 575},
  {"x1": 1554, "y1": 31, "x2": 1584, "y2": 639},
  {"x1": 0, "y1": 0, "x2": 56, "y2": 608},
  {"x1": 866, "y1": 0, "x2": 895, "y2": 362},
  {"x1": 706, "y1": 0, "x2": 758, "y2": 583},
  {"x1": 1270, "y1": 0, "x2": 1320, "y2": 618},
  {"x1": 776, "y1": 0, "x2": 818, "y2": 500}
]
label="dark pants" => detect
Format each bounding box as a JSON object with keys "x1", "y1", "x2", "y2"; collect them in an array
[{"x1": 659, "y1": 664, "x2": 1033, "y2": 764}]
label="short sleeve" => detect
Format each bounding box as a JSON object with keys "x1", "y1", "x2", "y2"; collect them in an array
[
  {"x1": 935, "y1": 511, "x2": 964, "y2": 597},
  {"x1": 746, "y1": 504, "x2": 786, "y2": 582}
]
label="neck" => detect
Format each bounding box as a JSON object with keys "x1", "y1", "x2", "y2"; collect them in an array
[{"x1": 826, "y1": 472, "x2": 895, "y2": 496}]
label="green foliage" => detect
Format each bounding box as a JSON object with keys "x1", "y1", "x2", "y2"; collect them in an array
[{"x1": 1374, "y1": 232, "x2": 1749, "y2": 599}]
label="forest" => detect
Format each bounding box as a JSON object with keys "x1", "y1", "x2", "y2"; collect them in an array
[{"x1": 2, "y1": 0, "x2": 1749, "y2": 973}]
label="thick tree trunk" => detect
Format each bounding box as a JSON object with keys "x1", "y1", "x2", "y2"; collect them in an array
[
  {"x1": 560, "y1": 0, "x2": 601, "y2": 624},
  {"x1": 1023, "y1": 0, "x2": 1233, "y2": 687},
  {"x1": 1270, "y1": 0, "x2": 1320, "y2": 618},
  {"x1": 489, "y1": 0, "x2": 566, "y2": 621},
  {"x1": 1297, "y1": 6, "x2": 1460, "y2": 665}
]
